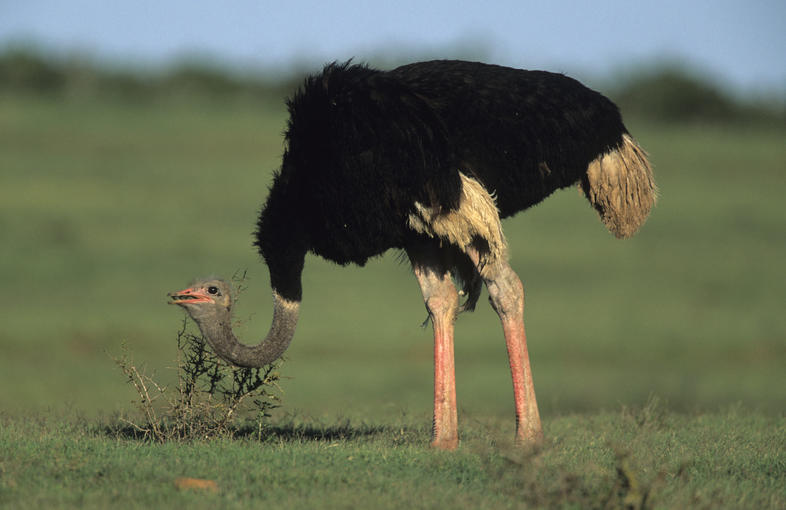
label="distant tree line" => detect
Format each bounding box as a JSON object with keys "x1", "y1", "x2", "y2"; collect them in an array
[
  {"x1": 0, "y1": 48, "x2": 783, "y2": 126},
  {"x1": 0, "y1": 48, "x2": 299, "y2": 106},
  {"x1": 610, "y1": 65, "x2": 784, "y2": 126}
]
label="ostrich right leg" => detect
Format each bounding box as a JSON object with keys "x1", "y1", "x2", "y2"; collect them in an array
[
  {"x1": 467, "y1": 247, "x2": 543, "y2": 445},
  {"x1": 410, "y1": 251, "x2": 460, "y2": 450}
]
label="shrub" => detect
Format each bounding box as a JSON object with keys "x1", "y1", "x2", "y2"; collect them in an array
[{"x1": 112, "y1": 320, "x2": 282, "y2": 442}]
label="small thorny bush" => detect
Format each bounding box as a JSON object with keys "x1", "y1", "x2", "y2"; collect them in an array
[{"x1": 113, "y1": 277, "x2": 282, "y2": 442}]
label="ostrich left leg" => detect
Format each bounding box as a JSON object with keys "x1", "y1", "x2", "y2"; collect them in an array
[{"x1": 411, "y1": 258, "x2": 460, "y2": 450}]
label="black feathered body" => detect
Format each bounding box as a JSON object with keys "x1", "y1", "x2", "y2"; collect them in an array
[
  {"x1": 256, "y1": 60, "x2": 634, "y2": 299},
  {"x1": 390, "y1": 61, "x2": 627, "y2": 217}
]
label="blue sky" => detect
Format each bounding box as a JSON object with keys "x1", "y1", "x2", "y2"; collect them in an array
[{"x1": 1, "y1": 0, "x2": 784, "y2": 93}]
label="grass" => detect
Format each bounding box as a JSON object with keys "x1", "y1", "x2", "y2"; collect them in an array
[
  {"x1": 1, "y1": 403, "x2": 783, "y2": 509},
  {"x1": 0, "y1": 93, "x2": 784, "y2": 508}
]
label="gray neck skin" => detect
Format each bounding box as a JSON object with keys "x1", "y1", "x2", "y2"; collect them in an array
[{"x1": 191, "y1": 291, "x2": 299, "y2": 368}]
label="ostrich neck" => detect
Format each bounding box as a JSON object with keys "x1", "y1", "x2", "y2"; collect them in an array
[{"x1": 197, "y1": 291, "x2": 300, "y2": 368}]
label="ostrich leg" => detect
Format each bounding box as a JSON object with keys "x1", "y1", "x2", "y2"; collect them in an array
[
  {"x1": 468, "y1": 248, "x2": 543, "y2": 445},
  {"x1": 412, "y1": 258, "x2": 460, "y2": 450}
]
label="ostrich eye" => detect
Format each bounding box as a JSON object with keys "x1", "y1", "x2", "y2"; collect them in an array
[{"x1": 207, "y1": 286, "x2": 220, "y2": 295}]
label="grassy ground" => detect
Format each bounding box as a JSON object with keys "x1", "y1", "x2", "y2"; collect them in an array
[
  {"x1": 0, "y1": 94, "x2": 784, "y2": 508},
  {"x1": 1, "y1": 404, "x2": 783, "y2": 509}
]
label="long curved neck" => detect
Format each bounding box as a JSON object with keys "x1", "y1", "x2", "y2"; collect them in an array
[{"x1": 197, "y1": 290, "x2": 300, "y2": 368}]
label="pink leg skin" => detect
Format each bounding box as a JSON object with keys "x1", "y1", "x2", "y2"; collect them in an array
[
  {"x1": 414, "y1": 265, "x2": 460, "y2": 450},
  {"x1": 501, "y1": 305, "x2": 542, "y2": 444},
  {"x1": 470, "y1": 250, "x2": 543, "y2": 445}
]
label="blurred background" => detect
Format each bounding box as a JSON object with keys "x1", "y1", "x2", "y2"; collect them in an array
[{"x1": 1, "y1": 1, "x2": 784, "y2": 423}]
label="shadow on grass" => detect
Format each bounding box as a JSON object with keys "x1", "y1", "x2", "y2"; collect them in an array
[
  {"x1": 253, "y1": 420, "x2": 403, "y2": 442},
  {"x1": 100, "y1": 416, "x2": 423, "y2": 445}
]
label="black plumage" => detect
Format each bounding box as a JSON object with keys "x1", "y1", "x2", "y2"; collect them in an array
[
  {"x1": 246, "y1": 60, "x2": 656, "y2": 447},
  {"x1": 256, "y1": 60, "x2": 638, "y2": 299},
  {"x1": 391, "y1": 61, "x2": 629, "y2": 216}
]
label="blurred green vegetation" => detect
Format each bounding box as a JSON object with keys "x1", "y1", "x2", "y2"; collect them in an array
[
  {"x1": 0, "y1": 49, "x2": 783, "y2": 424},
  {"x1": 611, "y1": 63, "x2": 786, "y2": 126},
  {"x1": 1, "y1": 89, "x2": 784, "y2": 421},
  {"x1": 1, "y1": 47, "x2": 784, "y2": 126},
  {"x1": 0, "y1": 48, "x2": 298, "y2": 107},
  {"x1": 1, "y1": 50, "x2": 783, "y2": 508}
]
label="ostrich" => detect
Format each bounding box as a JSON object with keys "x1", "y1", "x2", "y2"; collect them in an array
[{"x1": 169, "y1": 60, "x2": 656, "y2": 450}]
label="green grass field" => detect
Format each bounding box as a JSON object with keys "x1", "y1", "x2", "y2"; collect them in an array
[{"x1": 0, "y1": 94, "x2": 784, "y2": 508}]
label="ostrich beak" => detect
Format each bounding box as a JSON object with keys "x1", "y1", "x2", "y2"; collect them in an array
[{"x1": 168, "y1": 287, "x2": 214, "y2": 305}]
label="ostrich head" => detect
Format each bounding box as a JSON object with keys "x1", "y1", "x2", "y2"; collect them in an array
[
  {"x1": 168, "y1": 277, "x2": 299, "y2": 368},
  {"x1": 169, "y1": 278, "x2": 232, "y2": 321}
]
